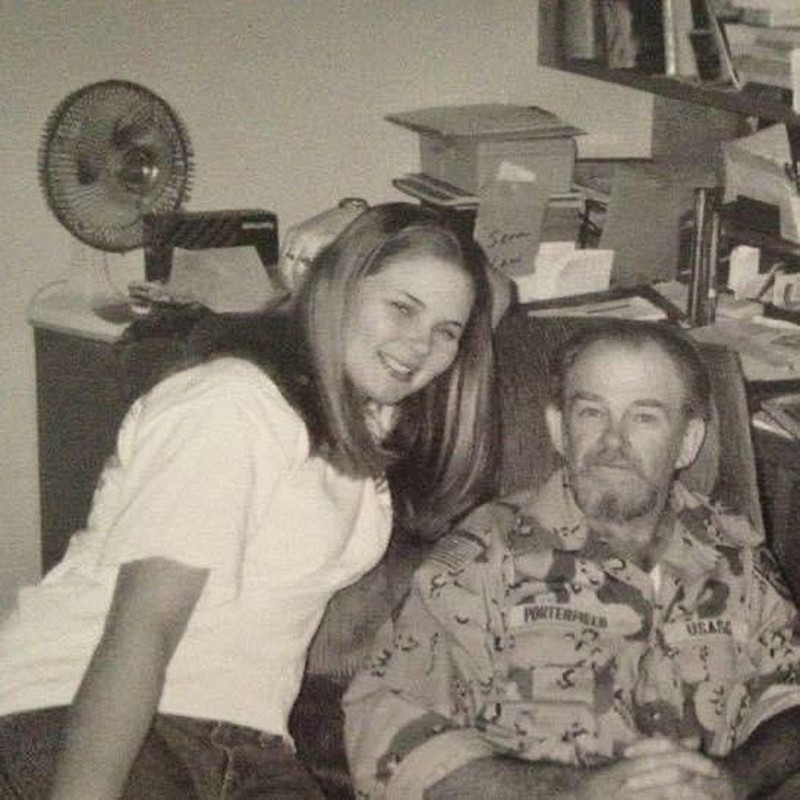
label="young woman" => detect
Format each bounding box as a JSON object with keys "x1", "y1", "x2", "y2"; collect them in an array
[{"x1": 0, "y1": 202, "x2": 499, "y2": 800}]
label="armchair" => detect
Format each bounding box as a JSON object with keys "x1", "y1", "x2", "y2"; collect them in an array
[{"x1": 290, "y1": 310, "x2": 768, "y2": 799}]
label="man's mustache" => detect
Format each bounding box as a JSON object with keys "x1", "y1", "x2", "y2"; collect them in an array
[{"x1": 583, "y1": 446, "x2": 638, "y2": 471}]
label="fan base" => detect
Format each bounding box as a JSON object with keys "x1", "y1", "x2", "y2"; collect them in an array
[{"x1": 91, "y1": 301, "x2": 138, "y2": 325}]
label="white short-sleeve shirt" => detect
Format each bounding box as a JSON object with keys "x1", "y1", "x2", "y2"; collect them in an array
[{"x1": 0, "y1": 357, "x2": 392, "y2": 737}]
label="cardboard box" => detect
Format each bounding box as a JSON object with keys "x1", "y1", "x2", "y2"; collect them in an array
[
  {"x1": 599, "y1": 159, "x2": 719, "y2": 287},
  {"x1": 387, "y1": 104, "x2": 583, "y2": 194},
  {"x1": 419, "y1": 134, "x2": 578, "y2": 194}
]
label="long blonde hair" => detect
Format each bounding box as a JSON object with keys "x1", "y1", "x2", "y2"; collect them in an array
[{"x1": 295, "y1": 202, "x2": 500, "y2": 537}]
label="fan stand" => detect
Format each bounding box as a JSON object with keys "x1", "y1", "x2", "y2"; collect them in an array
[{"x1": 66, "y1": 240, "x2": 144, "y2": 324}]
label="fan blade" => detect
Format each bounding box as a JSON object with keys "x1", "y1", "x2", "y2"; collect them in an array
[
  {"x1": 110, "y1": 90, "x2": 162, "y2": 146},
  {"x1": 112, "y1": 115, "x2": 154, "y2": 149},
  {"x1": 76, "y1": 156, "x2": 97, "y2": 185},
  {"x1": 73, "y1": 116, "x2": 115, "y2": 185}
]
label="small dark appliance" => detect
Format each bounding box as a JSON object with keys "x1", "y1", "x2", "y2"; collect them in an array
[{"x1": 143, "y1": 208, "x2": 280, "y2": 286}]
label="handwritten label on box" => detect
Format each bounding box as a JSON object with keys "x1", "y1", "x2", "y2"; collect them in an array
[{"x1": 473, "y1": 163, "x2": 548, "y2": 277}]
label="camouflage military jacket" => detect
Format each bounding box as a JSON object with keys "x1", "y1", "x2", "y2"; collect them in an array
[{"x1": 344, "y1": 470, "x2": 800, "y2": 800}]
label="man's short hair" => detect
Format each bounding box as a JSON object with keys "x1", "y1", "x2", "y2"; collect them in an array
[{"x1": 549, "y1": 320, "x2": 712, "y2": 422}]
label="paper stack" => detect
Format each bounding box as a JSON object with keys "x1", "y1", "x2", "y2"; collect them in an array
[{"x1": 513, "y1": 243, "x2": 614, "y2": 303}]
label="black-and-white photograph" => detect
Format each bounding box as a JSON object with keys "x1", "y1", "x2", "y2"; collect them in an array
[{"x1": 3, "y1": 2, "x2": 800, "y2": 798}]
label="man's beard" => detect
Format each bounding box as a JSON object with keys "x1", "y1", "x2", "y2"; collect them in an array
[{"x1": 570, "y1": 447, "x2": 659, "y2": 523}]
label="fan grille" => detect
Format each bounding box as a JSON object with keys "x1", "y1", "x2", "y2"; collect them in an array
[{"x1": 39, "y1": 80, "x2": 194, "y2": 252}]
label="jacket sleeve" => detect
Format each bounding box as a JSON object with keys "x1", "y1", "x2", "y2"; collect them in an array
[
  {"x1": 343, "y1": 554, "x2": 496, "y2": 800},
  {"x1": 736, "y1": 544, "x2": 800, "y2": 744}
]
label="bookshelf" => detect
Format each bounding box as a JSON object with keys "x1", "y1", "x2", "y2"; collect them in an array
[
  {"x1": 538, "y1": 1, "x2": 800, "y2": 126},
  {"x1": 554, "y1": 59, "x2": 799, "y2": 123},
  {"x1": 538, "y1": 1, "x2": 800, "y2": 321}
]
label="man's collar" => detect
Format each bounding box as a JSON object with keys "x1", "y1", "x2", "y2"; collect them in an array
[
  {"x1": 657, "y1": 508, "x2": 721, "y2": 584},
  {"x1": 506, "y1": 469, "x2": 760, "y2": 583},
  {"x1": 502, "y1": 470, "x2": 588, "y2": 556},
  {"x1": 658, "y1": 481, "x2": 763, "y2": 584}
]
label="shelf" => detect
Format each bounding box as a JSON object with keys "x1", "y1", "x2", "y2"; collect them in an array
[
  {"x1": 560, "y1": 59, "x2": 800, "y2": 125},
  {"x1": 538, "y1": 2, "x2": 800, "y2": 127}
]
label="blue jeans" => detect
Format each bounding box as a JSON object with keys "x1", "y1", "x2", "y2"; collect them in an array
[{"x1": 0, "y1": 707, "x2": 325, "y2": 799}]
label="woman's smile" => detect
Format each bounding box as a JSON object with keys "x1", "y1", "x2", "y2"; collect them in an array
[{"x1": 378, "y1": 351, "x2": 416, "y2": 382}]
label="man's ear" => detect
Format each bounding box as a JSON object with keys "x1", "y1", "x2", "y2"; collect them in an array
[
  {"x1": 675, "y1": 417, "x2": 706, "y2": 470},
  {"x1": 545, "y1": 404, "x2": 566, "y2": 456}
]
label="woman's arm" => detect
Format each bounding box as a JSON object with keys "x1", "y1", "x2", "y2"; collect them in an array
[{"x1": 49, "y1": 556, "x2": 208, "y2": 800}]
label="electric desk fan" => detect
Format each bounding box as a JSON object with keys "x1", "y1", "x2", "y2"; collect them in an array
[
  {"x1": 38, "y1": 80, "x2": 195, "y2": 320},
  {"x1": 39, "y1": 79, "x2": 194, "y2": 252}
]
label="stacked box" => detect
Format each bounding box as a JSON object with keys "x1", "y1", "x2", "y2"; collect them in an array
[
  {"x1": 419, "y1": 135, "x2": 578, "y2": 195},
  {"x1": 387, "y1": 104, "x2": 583, "y2": 195}
]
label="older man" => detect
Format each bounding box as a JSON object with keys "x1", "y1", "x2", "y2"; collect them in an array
[{"x1": 344, "y1": 321, "x2": 800, "y2": 800}]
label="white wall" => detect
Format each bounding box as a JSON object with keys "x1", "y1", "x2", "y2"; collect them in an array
[{"x1": 0, "y1": 1, "x2": 653, "y2": 606}]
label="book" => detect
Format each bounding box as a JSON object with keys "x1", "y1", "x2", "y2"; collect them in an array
[
  {"x1": 599, "y1": 0, "x2": 638, "y2": 68},
  {"x1": 519, "y1": 284, "x2": 679, "y2": 320},
  {"x1": 733, "y1": 53, "x2": 793, "y2": 87},
  {"x1": 663, "y1": 0, "x2": 679, "y2": 75},
  {"x1": 524, "y1": 291, "x2": 667, "y2": 320},
  {"x1": 629, "y1": 0, "x2": 667, "y2": 73},
  {"x1": 721, "y1": 19, "x2": 800, "y2": 88},
  {"x1": 722, "y1": 21, "x2": 762, "y2": 57},
  {"x1": 760, "y1": 391, "x2": 800, "y2": 437},
  {"x1": 751, "y1": 28, "x2": 800, "y2": 53},
  {"x1": 736, "y1": 5, "x2": 800, "y2": 28},
  {"x1": 541, "y1": 194, "x2": 586, "y2": 243},
  {"x1": 563, "y1": 0, "x2": 601, "y2": 61},
  {"x1": 723, "y1": 21, "x2": 800, "y2": 58},
  {"x1": 392, "y1": 174, "x2": 585, "y2": 219},
  {"x1": 392, "y1": 173, "x2": 479, "y2": 207}
]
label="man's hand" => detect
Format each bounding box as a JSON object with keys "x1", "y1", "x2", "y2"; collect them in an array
[
  {"x1": 607, "y1": 737, "x2": 747, "y2": 800},
  {"x1": 572, "y1": 737, "x2": 729, "y2": 800},
  {"x1": 618, "y1": 774, "x2": 741, "y2": 800}
]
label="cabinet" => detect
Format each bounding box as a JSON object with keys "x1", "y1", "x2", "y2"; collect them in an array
[
  {"x1": 33, "y1": 328, "x2": 130, "y2": 570},
  {"x1": 29, "y1": 279, "x2": 198, "y2": 571},
  {"x1": 32, "y1": 323, "x2": 195, "y2": 571}
]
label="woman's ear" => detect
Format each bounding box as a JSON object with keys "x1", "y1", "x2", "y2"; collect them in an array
[
  {"x1": 675, "y1": 417, "x2": 707, "y2": 470},
  {"x1": 545, "y1": 404, "x2": 566, "y2": 457}
]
